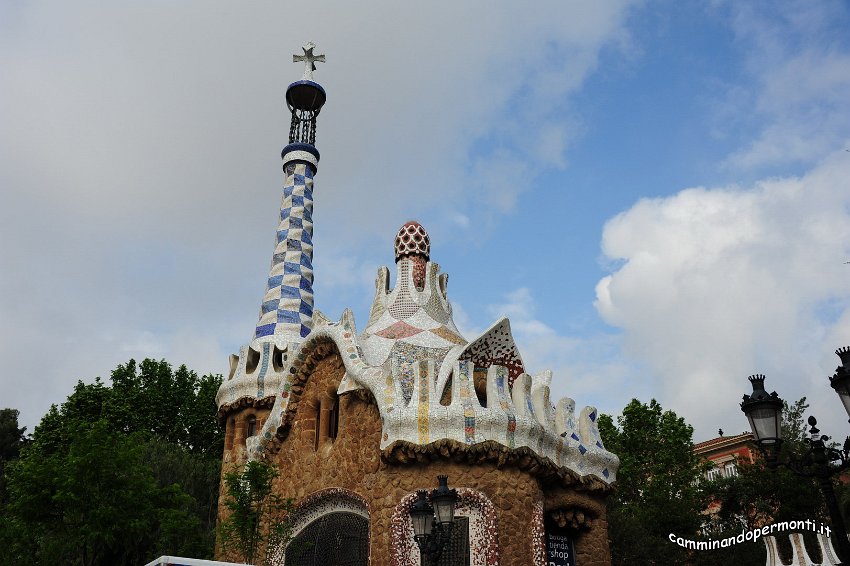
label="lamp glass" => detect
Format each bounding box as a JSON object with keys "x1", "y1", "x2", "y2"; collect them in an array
[
  {"x1": 832, "y1": 379, "x2": 850, "y2": 420},
  {"x1": 432, "y1": 495, "x2": 455, "y2": 526},
  {"x1": 746, "y1": 405, "x2": 781, "y2": 443},
  {"x1": 411, "y1": 507, "x2": 433, "y2": 538}
]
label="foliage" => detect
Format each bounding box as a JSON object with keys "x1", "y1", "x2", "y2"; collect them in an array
[
  {"x1": 1, "y1": 421, "x2": 205, "y2": 565},
  {"x1": 706, "y1": 398, "x2": 826, "y2": 532},
  {"x1": 0, "y1": 408, "x2": 28, "y2": 462},
  {"x1": 33, "y1": 359, "x2": 223, "y2": 458},
  {"x1": 694, "y1": 397, "x2": 830, "y2": 565},
  {"x1": 0, "y1": 408, "x2": 28, "y2": 504},
  {"x1": 218, "y1": 460, "x2": 298, "y2": 566},
  {"x1": 599, "y1": 398, "x2": 711, "y2": 565},
  {"x1": 0, "y1": 359, "x2": 224, "y2": 565}
]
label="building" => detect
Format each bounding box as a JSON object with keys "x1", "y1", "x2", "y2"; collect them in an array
[
  {"x1": 694, "y1": 431, "x2": 756, "y2": 482},
  {"x1": 214, "y1": 43, "x2": 619, "y2": 566}
]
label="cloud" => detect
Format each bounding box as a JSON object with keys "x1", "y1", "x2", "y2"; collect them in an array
[
  {"x1": 482, "y1": 288, "x2": 644, "y2": 418},
  {"x1": 595, "y1": 148, "x2": 850, "y2": 439},
  {"x1": 0, "y1": 2, "x2": 640, "y2": 430},
  {"x1": 714, "y1": 1, "x2": 850, "y2": 170}
]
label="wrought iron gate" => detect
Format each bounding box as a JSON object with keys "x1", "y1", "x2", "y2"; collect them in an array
[
  {"x1": 285, "y1": 511, "x2": 369, "y2": 566},
  {"x1": 437, "y1": 516, "x2": 470, "y2": 566}
]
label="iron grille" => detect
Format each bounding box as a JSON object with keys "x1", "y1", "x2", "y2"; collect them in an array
[
  {"x1": 285, "y1": 511, "x2": 369, "y2": 566},
  {"x1": 436, "y1": 516, "x2": 470, "y2": 566}
]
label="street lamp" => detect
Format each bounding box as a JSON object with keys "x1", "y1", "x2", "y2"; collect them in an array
[
  {"x1": 740, "y1": 347, "x2": 850, "y2": 564},
  {"x1": 410, "y1": 475, "x2": 459, "y2": 566}
]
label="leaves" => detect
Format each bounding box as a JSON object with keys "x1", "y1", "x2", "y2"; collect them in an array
[
  {"x1": 218, "y1": 460, "x2": 296, "y2": 566},
  {"x1": 0, "y1": 359, "x2": 224, "y2": 565},
  {"x1": 600, "y1": 399, "x2": 711, "y2": 565}
]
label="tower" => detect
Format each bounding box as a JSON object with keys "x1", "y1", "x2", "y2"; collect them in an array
[{"x1": 216, "y1": 42, "x2": 326, "y2": 463}]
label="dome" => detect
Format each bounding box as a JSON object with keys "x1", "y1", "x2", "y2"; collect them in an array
[{"x1": 394, "y1": 221, "x2": 430, "y2": 262}]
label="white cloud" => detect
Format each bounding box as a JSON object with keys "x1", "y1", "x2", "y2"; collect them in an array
[
  {"x1": 0, "y1": 2, "x2": 640, "y2": 430},
  {"x1": 483, "y1": 288, "x2": 645, "y2": 419},
  {"x1": 595, "y1": 148, "x2": 850, "y2": 439}
]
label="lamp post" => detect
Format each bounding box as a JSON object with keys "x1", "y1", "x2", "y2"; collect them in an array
[
  {"x1": 740, "y1": 347, "x2": 850, "y2": 564},
  {"x1": 410, "y1": 475, "x2": 459, "y2": 566}
]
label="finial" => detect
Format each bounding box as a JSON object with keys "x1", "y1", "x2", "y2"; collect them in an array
[
  {"x1": 293, "y1": 41, "x2": 325, "y2": 81},
  {"x1": 394, "y1": 221, "x2": 430, "y2": 263},
  {"x1": 742, "y1": 374, "x2": 780, "y2": 404},
  {"x1": 837, "y1": 346, "x2": 850, "y2": 368}
]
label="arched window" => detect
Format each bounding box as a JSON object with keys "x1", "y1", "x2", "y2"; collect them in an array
[
  {"x1": 313, "y1": 400, "x2": 321, "y2": 450},
  {"x1": 246, "y1": 415, "x2": 256, "y2": 439},
  {"x1": 328, "y1": 395, "x2": 340, "y2": 441},
  {"x1": 284, "y1": 491, "x2": 371, "y2": 566},
  {"x1": 285, "y1": 511, "x2": 368, "y2": 565},
  {"x1": 225, "y1": 418, "x2": 235, "y2": 450}
]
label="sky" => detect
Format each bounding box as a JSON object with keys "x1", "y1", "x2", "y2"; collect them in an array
[{"x1": 2, "y1": 1, "x2": 850, "y2": 443}]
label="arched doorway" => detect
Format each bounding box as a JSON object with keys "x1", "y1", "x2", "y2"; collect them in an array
[{"x1": 285, "y1": 511, "x2": 369, "y2": 566}]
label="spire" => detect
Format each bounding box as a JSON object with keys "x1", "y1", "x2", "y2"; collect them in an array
[
  {"x1": 282, "y1": 42, "x2": 326, "y2": 173},
  {"x1": 254, "y1": 43, "x2": 327, "y2": 341}
]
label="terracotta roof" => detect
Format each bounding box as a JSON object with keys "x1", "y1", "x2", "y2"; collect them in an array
[{"x1": 693, "y1": 432, "x2": 753, "y2": 451}]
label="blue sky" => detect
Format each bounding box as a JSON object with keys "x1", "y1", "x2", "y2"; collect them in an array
[{"x1": 2, "y1": 1, "x2": 850, "y2": 442}]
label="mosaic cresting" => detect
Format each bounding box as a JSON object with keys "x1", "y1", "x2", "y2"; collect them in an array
[{"x1": 669, "y1": 520, "x2": 831, "y2": 550}]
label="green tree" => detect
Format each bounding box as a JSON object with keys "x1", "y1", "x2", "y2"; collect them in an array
[
  {"x1": 698, "y1": 398, "x2": 829, "y2": 565},
  {"x1": 0, "y1": 359, "x2": 224, "y2": 565},
  {"x1": 2, "y1": 420, "x2": 203, "y2": 566},
  {"x1": 707, "y1": 398, "x2": 825, "y2": 530},
  {"x1": 0, "y1": 408, "x2": 28, "y2": 503},
  {"x1": 218, "y1": 460, "x2": 297, "y2": 566},
  {"x1": 599, "y1": 398, "x2": 711, "y2": 565}
]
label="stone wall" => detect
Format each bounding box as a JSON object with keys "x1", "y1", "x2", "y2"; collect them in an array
[{"x1": 220, "y1": 352, "x2": 612, "y2": 565}]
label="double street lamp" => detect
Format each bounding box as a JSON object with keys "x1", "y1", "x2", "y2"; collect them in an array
[
  {"x1": 740, "y1": 347, "x2": 850, "y2": 564},
  {"x1": 410, "y1": 475, "x2": 459, "y2": 566}
]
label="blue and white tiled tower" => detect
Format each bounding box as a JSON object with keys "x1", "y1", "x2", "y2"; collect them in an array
[{"x1": 216, "y1": 43, "x2": 327, "y2": 419}]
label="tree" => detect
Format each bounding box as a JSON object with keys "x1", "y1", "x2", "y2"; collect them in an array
[
  {"x1": 2, "y1": 420, "x2": 204, "y2": 566},
  {"x1": 599, "y1": 398, "x2": 711, "y2": 565},
  {"x1": 707, "y1": 398, "x2": 825, "y2": 528},
  {"x1": 218, "y1": 460, "x2": 298, "y2": 566},
  {"x1": 0, "y1": 408, "x2": 27, "y2": 504},
  {"x1": 0, "y1": 359, "x2": 224, "y2": 565},
  {"x1": 699, "y1": 397, "x2": 829, "y2": 565}
]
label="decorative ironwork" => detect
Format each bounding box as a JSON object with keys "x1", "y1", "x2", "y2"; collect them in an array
[
  {"x1": 289, "y1": 108, "x2": 319, "y2": 145},
  {"x1": 435, "y1": 516, "x2": 470, "y2": 566},
  {"x1": 285, "y1": 511, "x2": 369, "y2": 566},
  {"x1": 741, "y1": 355, "x2": 850, "y2": 565}
]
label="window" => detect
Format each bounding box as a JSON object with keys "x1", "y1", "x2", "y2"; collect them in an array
[
  {"x1": 286, "y1": 512, "x2": 368, "y2": 566},
  {"x1": 314, "y1": 400, "x2": 321, "y2": 450},
  {"x1": 245, "y1": 347, "x2": 260, "y2": 374},
  {"x1": 328, "y1": 396, "x2": 340, "y2": 441},
  {"x1": 246, "y1": 415, "x2": 256, "y2": 438},
  {"x1": 724, "y1": 463, "x2": 737, "y2": 478},
  {"x1": 706, "y1": 467, "x2": 721, "y2": 481},
  {"x1": 226, "y1": 418, "x2": 235, "y2": 450},
  {"x1": 436, "y1": 516, "x2": 470, "y2": 566}
]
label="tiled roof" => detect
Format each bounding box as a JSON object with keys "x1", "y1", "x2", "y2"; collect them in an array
[{"x1": 693, "y1": 432, "x2": 753, "y2": 451}]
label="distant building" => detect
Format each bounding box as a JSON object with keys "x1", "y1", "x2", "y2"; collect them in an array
[{"x1": 694, "y1": 431, "x2": 756, "y2": 482}]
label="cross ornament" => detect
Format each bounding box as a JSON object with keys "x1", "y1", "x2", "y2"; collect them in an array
[{"x1": 293, "y1": 42, "x2": 325, "y2": 81}]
